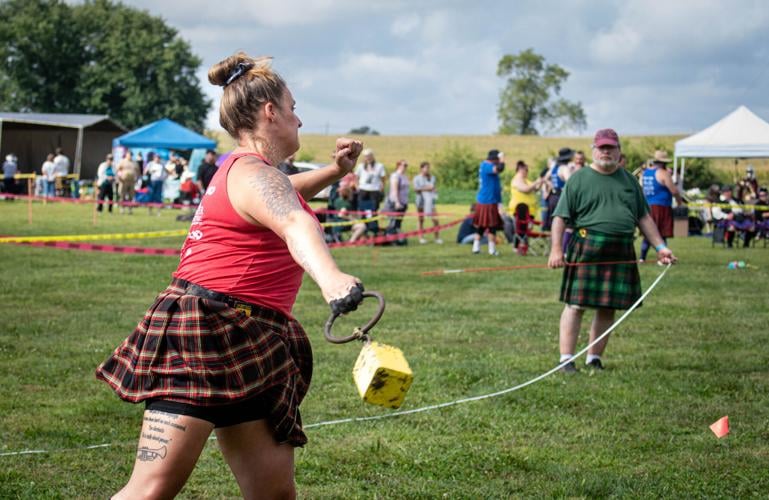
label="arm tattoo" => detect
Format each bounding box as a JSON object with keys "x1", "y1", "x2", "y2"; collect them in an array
[{"x1": 248, "y1": 166, "x2": 303, "y2": 221}]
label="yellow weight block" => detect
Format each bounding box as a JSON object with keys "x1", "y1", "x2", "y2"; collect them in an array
[{"x1": 352, "y1": 341, "x2": 413, "y2": 409}]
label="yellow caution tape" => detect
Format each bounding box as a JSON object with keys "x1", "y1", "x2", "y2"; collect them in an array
[
  {"x1": 320, "y1": 215, "x2": 382, "y2": 228},
  {"x1": 688, "y1": 201, "x2": 768, "y2": 210},
  {"x1": 0, "y1": 229, "x2": 187, "y2": 244}
]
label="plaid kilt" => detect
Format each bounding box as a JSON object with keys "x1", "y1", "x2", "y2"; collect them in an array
[
  {"x1": 650, "y1": 204, "x2": 674, "y2": 238},
  {"x1": 560, "y1": 230, "x2": 642, "y2": 310},
  {"x1": 473, "y1": 203, "x2": 503, "y2": 230},
  {"x1": 95, "y1": 278, "x2": 312, "y2": 446}
]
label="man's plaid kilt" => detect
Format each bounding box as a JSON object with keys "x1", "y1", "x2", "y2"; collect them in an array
[
  {"x1": 560, "y1": 229, "x2": 642, "y2": 310},
  {"x1": 95, "y1": 278, "x2": 312, "y2": 446}
]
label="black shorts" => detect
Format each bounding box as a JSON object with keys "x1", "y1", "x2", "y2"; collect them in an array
[{"x1": 145, "y1": 395, "x2": 272, "y2": 428}]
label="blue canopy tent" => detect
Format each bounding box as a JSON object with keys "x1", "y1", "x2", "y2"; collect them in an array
[
  {"x1": 113, "y1": 118, "x2": 217, "y2": 202},
  {"x1": 113, "y1": 118, "x2": 216, "y2": 150}
]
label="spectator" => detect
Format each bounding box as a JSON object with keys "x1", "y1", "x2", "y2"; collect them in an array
[
  {"x1": 331, "y1": 184, "x2": 366, "y2": 243},
  {"x1": 736, "y1": 165, "x2": 758, "y2": 203},
  {"x1": 135, "y1": 152, "x2": 144, "y2": 181},
  {"x1": 548, "y1": 128, "x2": 676, "y2": 373},
  {"x1": 508, "y1": 160, "x2": 544, "y2": 222},
  {"x1": 117, "y1": 151, "x2": 139, "y2": 214},
  {"x1": 96, "y1": 154, "x2": 116, "y2": 213},
  {"x1": 754, "y1": 188, "x2": 769, "y2": 238},
  {"x1": 144, "y1": 152, "x2": 167, "y2": 213},
  {"x1": 711, "y1": 185, "x2": 744, "y2": 248},
  {"x1": 457, "y1": 203, "x2": 488, "y2": 244},
  {"x1": 413, "y1": 161, "x2": 442, "y2": 244},
  {"x1": 165, "y1": 152, "x2": 180, "y2": 179},
  {"x1": 38, "y1": 153, "x2": 56, "y2": 198},
  {"x1": 2, "y1": 154, "x2": 18, "y2": 195},
  {"x1": 354, "y1": 148, "x2": 386, "y2": 212},
  {"x1": 196, "y1": 149, "x2": 218, "y2": 193},
  {"x1": 507, "y1": 161, "x2": 545, "y2": 251},
  {"x1": 177, "y1": 164, "x2": 199, "y2": 206},
  {"x1": 564, "y1": 150, "x2": 586, "y2": 181},
  {"x1": 543, "y1": 147, "x2": 573, "y2": 231},
  {"x1": 472, "y1": 149, "x2": 505, "y2": 255},
  {"x1": 640, "y1": 150, "x2": 684, "y2": 261},
  {"x1": 385, "y1": 159, "x2": 409, "y2": 238},
  {"x1": 53, "y1": 147, "x2": 70, "y2": 196},
  {"x1": 703, "y1": 184, "x2": 721, "y2": 232}
]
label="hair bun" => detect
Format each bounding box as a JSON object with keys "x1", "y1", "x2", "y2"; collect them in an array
[{"x1": 208, "y1": 52, "x2": 274, "y2": 87}]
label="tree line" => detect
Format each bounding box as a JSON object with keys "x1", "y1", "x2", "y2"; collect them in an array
[{"x1": 0, "y1": 0, "x2": 210, "y2": 131}]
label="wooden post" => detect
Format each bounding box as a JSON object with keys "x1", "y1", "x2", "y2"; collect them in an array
[{"x1": 27, "y1": 175, "x2": 33, "y2": 224}]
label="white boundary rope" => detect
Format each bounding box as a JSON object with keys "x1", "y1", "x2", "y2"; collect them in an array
[
  {"x1": 0, "y1": 264, "x2": 671, "y2": 458},
  {"x1": 306, "y1": 263, "x2": 672, "y2": 428}
]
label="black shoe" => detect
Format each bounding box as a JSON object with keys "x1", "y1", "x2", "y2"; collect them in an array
[
  {"x1": 560, "y1": 361, "x2": 578, "y2": 373},
  {"x1": 586, "y1": 358, "x2": 604, "y2": 370}
]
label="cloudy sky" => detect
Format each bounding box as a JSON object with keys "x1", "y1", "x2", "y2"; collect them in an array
[{"x1": 125, "y1": 0, "x2": 769, "y2": 136}]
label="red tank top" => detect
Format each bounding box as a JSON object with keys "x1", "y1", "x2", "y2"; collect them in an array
[{"x1": 174, "y1": 152, "x2": 318, "y2": 318}]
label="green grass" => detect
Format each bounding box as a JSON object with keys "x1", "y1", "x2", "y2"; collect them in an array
[{"x1": 1, "y1": 200, "x2": 768, "y2": 498}]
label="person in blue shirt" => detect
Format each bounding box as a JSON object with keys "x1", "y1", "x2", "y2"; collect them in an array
[
  {"x1": 472, "y1": 149, "x2": 505, "y2": 255},
  {"x1": 640, "y1": 150, "x2": 683, "y2": 261}
]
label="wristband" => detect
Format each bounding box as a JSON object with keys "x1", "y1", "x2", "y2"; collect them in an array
[{"x1": 655, "y1": 243, "x2": 667, "y2": 251}]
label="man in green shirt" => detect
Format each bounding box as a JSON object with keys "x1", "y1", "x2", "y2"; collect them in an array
[{"x1": 547, "y1": 129, "x2": 676, "y2": 373}]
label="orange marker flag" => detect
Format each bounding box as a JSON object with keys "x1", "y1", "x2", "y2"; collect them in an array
[{"x1": 710, "y1": 416, "x2": 729, "y2": 438}]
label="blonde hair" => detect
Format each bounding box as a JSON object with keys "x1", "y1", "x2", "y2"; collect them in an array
[{"x1": 208, "y1": 52, "x2": 287, "y2": 139}]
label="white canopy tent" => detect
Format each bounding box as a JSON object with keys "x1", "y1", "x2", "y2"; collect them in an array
[{"x1": 674, "y1": 105, "x2": 769, "y2": 186}]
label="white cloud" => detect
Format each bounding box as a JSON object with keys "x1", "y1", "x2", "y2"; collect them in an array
[
  {"x1": 125, "y1": 0, "x2": 384, "y2": 27},
  {"x1": 590, "y1": 0, "x2": 769, "y2": 65},
  {"x1": 391, "y1": 13, "x2": 421, "y2": 38}
]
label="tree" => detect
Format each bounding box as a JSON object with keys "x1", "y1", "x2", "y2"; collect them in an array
[
  {"x1": 349, "y1": 125, "x2": 380, "y2": 135},
  {"x1": 496, "y1": 48, "x2": 586, "y2": 136},
  {"x1": 0, "y1": 0, "x2": 211, "y2": 131}
]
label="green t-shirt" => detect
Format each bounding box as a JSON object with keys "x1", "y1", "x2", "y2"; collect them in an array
[{"x1": 553, "y1": 166, "x2": 649, "y2": 235}]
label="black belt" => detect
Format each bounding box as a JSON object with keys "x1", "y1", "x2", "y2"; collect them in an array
[{"x1": 181, "y1": 280, "x2": 256, "y2": 317}]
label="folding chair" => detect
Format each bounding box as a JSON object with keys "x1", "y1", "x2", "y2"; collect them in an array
[{"x1": 512, "y1": 203, "x2": 549, "y2": 256}]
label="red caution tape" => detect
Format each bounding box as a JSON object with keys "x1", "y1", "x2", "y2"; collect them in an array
[
  {"x1": 328, "y1": 218, "x2": 464, "y2": 248},
  {"x1": 15, "y1": 240, "x2": 179, "y2": 256}
]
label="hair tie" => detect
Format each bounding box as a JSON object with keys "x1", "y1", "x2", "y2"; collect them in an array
[{"x1": 224, "y1": 62, "x2": 254, "y2": 87}]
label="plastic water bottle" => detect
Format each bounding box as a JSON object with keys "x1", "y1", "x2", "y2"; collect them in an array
[{"x1": 727, "y1": 261, "x2": 747, "y2": 269}]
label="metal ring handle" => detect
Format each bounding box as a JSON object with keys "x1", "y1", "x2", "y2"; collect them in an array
[{"x1": 323, "y1": 291, "x2": 385, "y2": 344}]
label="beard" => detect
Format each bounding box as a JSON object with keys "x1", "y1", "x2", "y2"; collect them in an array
[{"x1": 594, "y1": 158, "x2": 617, "y2": 170}]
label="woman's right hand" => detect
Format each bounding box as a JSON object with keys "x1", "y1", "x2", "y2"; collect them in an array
[{"x1": 324, "y1": 274, "x2": 365, "y2": 315}]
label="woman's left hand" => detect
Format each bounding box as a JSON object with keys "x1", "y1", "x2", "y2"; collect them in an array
[{"x1": 333, "y1": 138, "x2": 364, "y2": 173}]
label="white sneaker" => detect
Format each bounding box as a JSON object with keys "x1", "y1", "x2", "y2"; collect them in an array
[
  {"x1": 419, "y1": 238, "x2": 428, "y2": 244},
  {"x1": 434, "y1": 238, "x2": 443, "y2": 244}
]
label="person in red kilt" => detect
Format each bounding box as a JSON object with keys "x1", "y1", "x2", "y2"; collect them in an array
[
  {"x1": 548, "y1": 129, "x2": 677, "y2": 373},
  {"x1": 640, "y1": 150, "x2": 684, "y2": 261},
  {"x1": 472, "y1": 149, "x2": 505, "y2": 255},
  {"x1": 96, "y1": 52, "x2": 365, "y2": 499}
]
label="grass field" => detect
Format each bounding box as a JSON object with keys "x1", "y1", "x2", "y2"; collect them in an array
[{"x1": 1, "y1": 200, "x2": 769, "y2": 498}]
